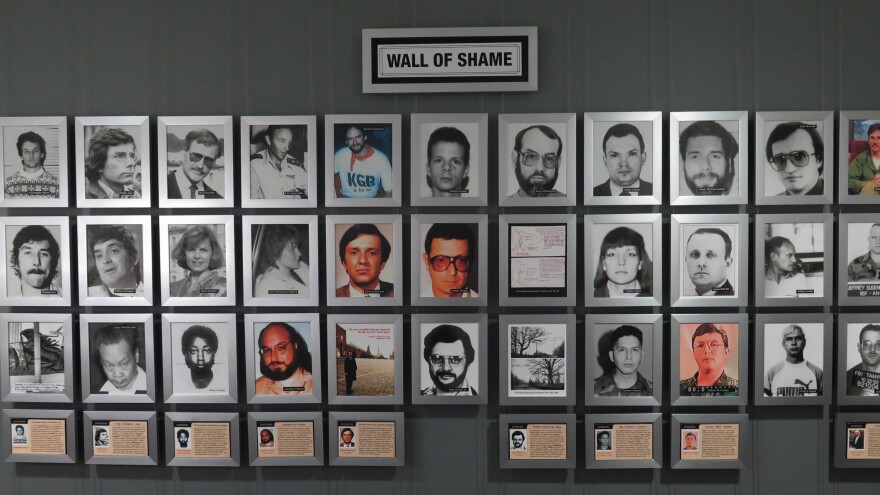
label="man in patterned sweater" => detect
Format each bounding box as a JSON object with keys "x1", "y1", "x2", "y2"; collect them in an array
[{"x1": 4, "y1": 130, "x2": 59, "y2": 199}]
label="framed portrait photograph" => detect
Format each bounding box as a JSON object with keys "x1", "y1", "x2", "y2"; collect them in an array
[
  {"x1": 411, "y1": 314, "x2": 488, "y2": 405},
  {"x1": 165, "y1": 412, "x2": 240, "y2": 467},
  {"x1": 0, "y1": 216, "x2": 71, "y2": 307},
  {"x1": 83, "y1": 411, "x2": 158, "y2": 466},
  {"x1": 2, "y1": 409, "x2": 76, "y2": 464},
  {"x1": 585, "y1": 413, "x2": 662, "y2": 469},
  {"x1": 74, "y1": 116, "x2": 149, "y2": 208},
  {"x1": 755, "y1": 111, "x2": 833, "y2": 204},
  {"x1": 240, "y1": 115, "x2": 317, "y2": 208},
  {"x1": 754, "y1": 314, "x2": 831, "y2": 406},
  {"x1": 79, "y1": 313, "x2": 155, "y2": 404},
  {"x1": 669, "y1": 111, "x2": 748, "y2": 205},
  {"x1": 410, "y1": 113, "x2": 488, "y2": 206},
  {"x1": 243, "y1": 313, "x2": 321, "y2": 404},
  {"x1": 671, "y1": 414, "x2": 750, "y2": 469},
  {"x1": 77, "y1": 215, "x2": 153, "y2": 306},
  {"x1": 499, "y1": 214, "x2": 576, "y2": 307},
  {"x1": 162, "y1": 313, "x2": 237, "y2": 404},
  {"x1": 671, "y1": 314, "x2": 749, "y2": 406},
  {"x1": 498, "y1": 113, "x2": 576, "y2": 206},
  {"x1": 838, "y1": 213, "x2": 880, "y2": 306},
  {"x1": 585, "y1": 214, "x2": 662, "y2": 307},
  {"x1": 327, "y1": 314, "x2": 403, "y2": 405},
  {"x1": 328, "y1": 411, "x2": 405, "y2": 467},
  {"x1": 835, "y1": 412, "x2": 880, "y2": 468},
  {"x1": 754, "y1": 214, "x2": 832, "y2": 306},
  {"x1": 159, "y1": 215, "x2": 235, "y2": 306},
  {"x1": 837, "y1": 314, "x2": 880, "y2": 405},
  {"x1": 325, "y1": 215, "x2": 402, "y2": 307},
  {"x1": 0, "y1": 116, "x2": 67, "y2": 207},
  {"x1": 248, "y1": 412, "x2": 324, "y2": 467},
  {"x1": 584, "y1": 112, "x2": 662, "y2": 206},
  {"x1": 158, "y1": 116, "x2": 233, "y2": 207},
  {"x1": 499, "y1": 414, "x2": 576, "y2": 469},
  {"x1": 0, "y1": 313, "x2": 73, "y2": 403},
  {"x1": 242, "y1": 215, "x2": 319, "y2": 307},
  {"x1": 324, "y1": 114, "x2": 402, "y2": 207},
  {"x1": 585, "y1": 314, "x2": 663, "y2": 407},
  {"x1": 840, "y1": 111, "x2": 880, "y2": 203},
  {"x1": 498, "y1": 314, "x2": 576, "y2": 406},
  {"x1": 410, "y1": 214, "x2": 488, "y2": 306},
  {"x1": 671, "y1": 214, "x2": 748, "y2": 307}
]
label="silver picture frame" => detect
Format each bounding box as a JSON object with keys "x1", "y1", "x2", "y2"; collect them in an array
[
  {"x1": 837, "y1": 313, "x2": 880, "y2": 406},
  {"x1": 584, "y1": 111, "x2": 662, "y2": 206},
  {"x1": 161, "y1": 313, "x2": 238, "y2": 404},
  {"x1": 327, "y1": 314, "x2": 404, "y2": 405},
  {"x1": 165, "y1": 412, "x2": 240, "y2": 467},
  {"x1": 0, "y1": 215, "x2": 71, "y2": 307},
  {"x1": 670, "y1": 413, "x2": 750, "y2": 469},
  {"x1": 157, "y1": 115, "x2": 234, "y2": 208},
  {"x1": 79, "y1": 313, "x2": 156, "y2": 404},
  {"x1": 834, "y1": 412, "x2": 880, "y2": 468},
  {"x1": 241, "y1": 215, "x2": 319, "y2": 307},
  {"x1": 2, "y1": 408, "x2": 76, "y2": 464},
  {"x1": 755, "y1": 111, "x2": 834, "y2": 205},
  {"x1": 838, "y1": 213, "x2": 880, "y2": 306},
  {"x1": 0, "y1": 116, "x2": 69, "y2": 208},
  {"x1": 498, "y1": 414, "x2": 576, "y2": 469},
  {"x1": 839, "y1": 111, "x2": 880, "y2": 204},
  {"x1": 411, "y1": 313, "x2": 488, "y2": 405},
  {"x1": 669, "y1": 111, "x2": 748, "y2": 205},
  {"x1": 240, "y1": 115, "x2": 318, "y2": 208},
  {"x1": 410, "y1": 214, "x2": 488, "y2": 307},
  {"x1": 409, "y1": 113, "x2": 488, "y2": 206},
  {"x1": 0, "y1": 313, "x2": 74, "y2": 403},
  {"x1": 247, "y1": 412, "x2": 324, "y2": 467},
  {"x1": 584, "y1": 413, "x2": 662, "y2": 470},
  {"x1": 74, "y1": 116, "x2": 150, "y2": 208},
  {"x1": 159, "y1": 215, "x2": 236, "y2": 307},
  {"x1": 243, "y1": 313, "x2": 322, "y2": 405},
  {"x1": 328, "y1": 411, "x2": 405, "y2": 467},
  {"x1": 498, "y1": 113, "x2": 576, "y2": 207},
  {"x1": 83, "y1": 410, "x2": 158, "y2": 466},
  {"x1": 585, "y1": 213, "x2": 663, "y2": 307},
  {"x1": 324, "y1": 114, "x2": 402, "y2": 207}
]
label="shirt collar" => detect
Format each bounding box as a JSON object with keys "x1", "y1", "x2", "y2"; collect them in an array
[
  {"x1": 175, "y1": 169, "x2": 204, "y2": 197},
  {"x1": 609, "y1": 179, "x2": 642, "y2": 196}
]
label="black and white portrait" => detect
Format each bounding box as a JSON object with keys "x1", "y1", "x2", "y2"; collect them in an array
[
  {"x1": 11, "y1": 423, "x2": 29, "y2": 445},
  {"x1": 590, "y1": 223, "x2": 653, "y2": 298},
  {"x1": 762, "y1": 222, "x2": 824, "y2": 298},
  {"x1": 504, "y1": 122, "x2": 568, "y2": 199},
  {"x1": 4, "y1": 224, "x2": 63, "y2": 299},
  {"x1": 591, "y1": 323, "x2": 654, "y2": 398},
  {"x1": 507, "y1": 323, "x2": 566, "y2": 398},
  {"x1": 169, "y1": 322, "x2": 230, "y2": 396},
  {"x1": 81, "y1": 125, "x2": 143, "y2": 200},
  {"x1": 86, "y1": 322, "x2": 148, "y2": 395},
  {"x1": 595, "y1": 430, "x2": 613, "y2": 451},
  {"x1": 417, "y1": 122, "x2": 479, "y2": 199},
  {"x1": 679, "y1": 224, "x2": 738, "y2": 297},
  {"x1": 844, "y1": 323, "x2": 880, "y2": 397},
  {"x1": 174, "y1": 426, "x2": 192, "y2": 450},
  {"x1": 167, "y1": 224, "x2": 228, "y2": 298},
  {"x1": 2, "y1": 123, "x2": 62, "y2": 201},
  {"x1": 165, "y1": 125, "x2": 226, "y2": 200},
  {"x1": 762, "y1": 323, "x2": 824, "y2": 398},
  {"x1": 677, "y1": 120, "x2": 741, "y2": 197},
  {"x1": 592, "y1": 121, "x2": 654, "y2": 197},
  {"x1": 419, "y1": 322, "x2": 480, "y2": 396},
  {"x1": 6, "y1": 321, "x2": 65, "y2": 394},
  {"x1": 762, "y1": 120, "x2": 826, "y2": 197},
  {"x1": 419, "y1": 222, "x2": 479, "y2": 298},
  {"x1": 846, "y1": 222, "x2": 880, "y2": 297},
  {"x1": 509, "y1": 429, "x2": 527, "y2": 451},
  {"x1": 93, "y1": 426, "x2": 110, "y2": 447},
  {"x1": 248, "y1": 124, "x2": 308, "y2": 200},
  {"x1": 251, "y1": 223, "x2": 310, "y2": 299},
  {"x1": 84, "y1": 224, "x2": 145, "y2": 298}
]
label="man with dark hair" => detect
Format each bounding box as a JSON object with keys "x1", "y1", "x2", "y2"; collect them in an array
[
  {"x1": 848, "y1": 123, "x2": 880, "y2": 195},
  {"x1": 255, "y1": 322, "x2": 313, "y2": 395},
  {"x1": 8, "y1": 225, "x2": 61, "y2": 297},
  {"x1": 764, "y1": 325, "x2": 823, "y2": 397},
  {"x1": 333, "y1": 125, "x2": 392, "y2": 199},
  {"x1": 764, "y1": 236, "x2": 809, "y2": 298},
  {"x1": 421, "y1": 223, "x2": 477, "y2": 298},
  {"x1": 685, "y1": 227, "x2": 734, "y2": 296},
  {"x1": 679, "y1": 121, "x2": 738, "y2": 196},
  {"x1": 846, "y1": 324, "x2": 880, "y2": 396},
  {"x1": 680, "y1": 323, "x2": 738, "y2": 396},
  {"x1": 425, "y1": 126, "x2": 470, "y2": 197},
  {"x1": 176, "y1": 429, "x2": 190, "y2": 448},
  {"x1": 683, "y1": 432, "x2": 698, "y2": 450},
  {"x1": 335, "y1": 223, "x2": 394, "y2": 297},
  {"x1": 250, "y1": 125, "x2": 307, "y2": 199},
  {"x1": 594, "y1": 123, "x2": 653, "y2": 196},
  {"x1": 343, "y1": 349, "x2": 357, "y2": 396},
  {"x1": 511, "y1": 430, "x2": 526, "y2": 450},
  {"x1": 167, "y1": 129, "x2": 223, "y2": 199},
  {"x1": 84, "y1": 127, "x2": 139, "y2": 199},
  {"x1": 509, "y1": 124, "x2": 565, "y2": 198},
  {"x1": 93, "y1": 324, "x2": 146, "y2": 394},
  {"x1": 765, "y1": 121, "x2": 824, "y2": 196},
  {"x1": 339, "y1": 428, "x2": 355, "y2": 448},
  {"x1": 259, "y1": 428, "x2": 274, "y2": 448},
  {"x1": 847, "y1": 223, "x2": 880, "y2": 283},
  {"x1": 4, "y1": 130, "x2": 60, "y2": 199},
  {"x1": 94, "y1": 428, "x2": 109, "y2": 447},
  {"x1": 596, "y1": 431, "x2": 612, "y2": 451},
  {"x1": 177, "y1": 325, "x2": 225, "y2": 393},
  {"x1": 87, "y1": 225, "x2": 143, "y2": 297},
  {"x1": 594, "y1": 325, "x2": 653, "y2": 397},
  {"x1": 421, "y1": 324, "x2": 477, "y2": 395}
]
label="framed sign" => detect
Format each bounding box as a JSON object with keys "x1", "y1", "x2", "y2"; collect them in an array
[
  {"x1": 243, "y1": 313, "x2": 321, "y2": 404},
  {"x1": 75, "y1": 116, "x2": 149, "y2": 208},
  {"x1": 671, "y1": 414, "x2": 750, "y2": 469},
  {"x1": 247, "y1": 412, "x2": 324, "y2": 467},
  {"x1": 835, "y1": 412, "x2": 880, "y2": 468},
  {"x1": 0, "y1": 313, "x2": 73, "y2": 403},
  {"x1": 327, "y1": 314, "x2": 404, "y2": 406},
  {"x1": 77, "y1": 215, "x2": 153, "y2": 306},
  {"x1": 0, "y1": 216, "x2": 71, "y2": 307},
  {"x1": 411, "y1": 214, "x2": 488, "y2": 306},
  {"x1": 325, "y1": 215, "x2": 402, "y2": 307},
  {"x1": 838, "y1": 213, "x2": 880, "y2": 306},
  {"x1": 165, "y1": 412, "x2": 240, "y2": 467},
  {"x1": 162, "y1": 313, "x2": 237, "y2": 404},
  {"x1": 500, "y1": 214, "x2": 576, "y2": 306},
  {"x1": 158, "y1": 116, "x2": 234, "y2": 207},
  {"x1": 411, "y1": 313, "x2": 488, "y2": 405},
  {"x1": 242, "y1": 215, "x2": 319, "y2": 307},
  {"x1": 0, "y1": 116, "x2": 68, "y2": 207},
  {"x1": 585, "y1": 413, "x2": 662, "y2": 469},
  {"x1": 159, "y1": 215, "x2": 236, "y2": 307},
  {"x1": 328, "y1": 411, "x2": 405, "y2": 467},
  {"x1": 499, "y1": 414, "x2": 575, "y2": 469},
  {"x1": 2, "y1": 409, "x2": 76, "y2": 463},
  {"x1": 80, "y1": 313, "x2": 156, "y2": 404},
  {"x1": 83, "y1": 411, "x2": 158, "y2": 465}
]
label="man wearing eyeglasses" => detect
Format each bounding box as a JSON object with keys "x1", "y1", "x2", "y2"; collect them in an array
[
  {"x1": 421, "y1": 223, "x2": 477, "y2": 298},
  {"x1": 764, "y1": 325, "x2": 823, "y2": 397},
  {"x1": 421, "y1": 324, "x2": 477, "y2": 396},
  {"x1": 846, "y1": 324, "x2": 880, "y2": 396},
  {"x1": 85, "y1": 127, "x2": 140, "y2": 199},
  {"x1": 765, "y1": 121, "x2": 825, "y2": 196},
  {"x1": 764, "y1": 236, "x2": 810, "y2": 298},
  {"x1": 593, "y1": 123, "x2": 653, "y2": 197},
  {"x1": 848, "y1": 123, "x2": 880, "y2": 195},
  {"x1": 679, "y1": 323, "x2": 738, "y2": 396},
  {"x1": 255, "y1": 322, "x2": 313, "y2": 395},
  {"x1": 167, "y1": 128, "x2": 223, "y2": 199},
  {"x1": 508, "y1": 125, "x2": 565, "y2": 198},
  {"x1": 333, "y1": 125, "x2": 392, "y2": 199},
  {"x1": 679, "y1": 121, "x2": 739, "y2": 196}
]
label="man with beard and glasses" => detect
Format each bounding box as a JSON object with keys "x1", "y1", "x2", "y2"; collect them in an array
[
  {"x1": 508, "y1": 125, "x2": 565, "y2": 198},
  {"x1": 8, "y1": 225, "x2": 61, "y2": 298},
  {"x1": 420, "y1": 324, "x2": 477, "y2": 396},
  {"x1": 4, "y1": 130, "x2": 60, "y2": 199},
  {"x1": 333, "y1": 125, "x2": 392, "y2": 199},
  {"x1": 764, "y1": 325, "x2": 823, "y2": 397},
  {"x1": 593, "y1": 325, "x2": 653, "y2": 397},
  {"x1": 847, "y1": 324, "x2": 880, "y2": 396},
  {"x1": 250, "y1": 125, "x2": 308, "y2": 199},
  {"x1": 679, "y1": 121, "x2": 739, "y2": 196},
  {"x1": 593, "y1": 123, "x2": 653, "y2": 196},
  {"x1": 176, "y1": 325, "x2": 227, "y2": 394},
  {"x1": 255, "y1": 322, "x2": 313, "y2": 395}
]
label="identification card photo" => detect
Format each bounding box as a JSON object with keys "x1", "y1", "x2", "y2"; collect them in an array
[
  {"x1": 241, "y1": 116, "x2": 317, "y2": 208},
  {"x1": 671, "y1": 314, "x2": 748, "y2": 406},
  {"x1": 329, "y1": 411, "x2": 405, "y2": 467},
  {"x1": 499, "y1": 414, "x2": 575, "y2": 469},
  {"x1": 75, "y1": 116, "x2": 149, "y2": 208},
  {"x1": 83, "y1": 411, "x2": 158, "y2": 465},
  {"x1": 585, "y1": 413, "x2": 662, "y2": 469},
  {"x1": 0, "y1": 116, "x2": 67, "y2": 207},
  {"x1": 248, "y1": 412, "x2": 323, "y2": 466},
  {"x1": 165, "y1": 412, "x2": 239, "y2": 467},
  {"x1": 671, "y1": 414, "x2": 750, "y2": 469},
  {"x1": 2, "y1": 409, "x2": 76, "y2": 464}
]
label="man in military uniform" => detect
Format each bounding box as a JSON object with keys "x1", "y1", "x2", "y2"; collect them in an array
[
  {"x1": 847, "y1": 123, "x2": 880, "y2": 195},
  {"x1": 848, "y1": 223, "x2": 880, "y2": 283},
  {"x1": 679, "y1": 323, "x2": 738, "y2": 396},
  {"x1": 250, "y1": 125, "x2": 308, "y2": 200},
  {"x1": 593, "y1": 325, "x2": 653, "y2": 397}
]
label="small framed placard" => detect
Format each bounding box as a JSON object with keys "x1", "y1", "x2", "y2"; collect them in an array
[
  {"x1": 671, "y1": 414, "x2": 750, "y2": 469},
  {"x1": 248, "y1": 412, "x2": 323, "y2": 467},
  {"x1": 329, "y1": 411, "x2": 405, "y2": 467},
  {"x1": 835, "y1": 412, "x2": 880, "y2": 468},
  {"x1": 585, "y1": 413, "x2": 662, "y2": 469},
  {"x1": 2, "y1": 408, "x2": 76, "y2": 463},
  {"x1": 83, "y1": 410, "x2": 158, "y2": 465},
  {"x1": 499, "y1": 414, "x2": 575, "y2": 469},
  {"x1": 165, "y1": 412, "x2": 240, "y2": 467}
]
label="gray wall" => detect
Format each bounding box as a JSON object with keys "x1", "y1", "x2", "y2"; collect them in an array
[{"x1": 1, "y1": 0, "x2": 879, "y2": 494}]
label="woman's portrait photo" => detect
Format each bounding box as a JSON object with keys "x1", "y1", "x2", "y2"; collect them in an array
[
  {"x1": 593, "y1": 226, "x2": 653, "y2": 298},
  {"x1": 169, "y1": 225, "x2": 227, "y2": 298},
  {"x1": 252, "y1": 224, "x2": 309, "y2": 299}
]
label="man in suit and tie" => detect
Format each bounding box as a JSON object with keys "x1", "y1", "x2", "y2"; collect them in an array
[
  {"x1": 167, "y1": 129, "x2": 223, "y2": 200},
  {"x1": 593, "y1": 123, "x2": 653, "y2": 197},
  {"x1": 335, "y1": 224, "x2": 394, "y2": 297},
  {"x1": 850, "y1": 429, "x2": 865, "y2": 450}
]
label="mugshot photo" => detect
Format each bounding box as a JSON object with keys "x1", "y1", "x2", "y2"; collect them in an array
[
  {"x1": 415, "y1": 122, "x2": 480, "y2": 200},
  {"x1": 3, "y1": 223, "x2": 64, "y2": 301},
  {"x1": 502, "y1": 121, "x2": 569, "y2": 200},
  {"x1": 250, "y1": 223, "x2": 310, "y2": 300},
  {"x1": 165, "y1": 124, "x2": 226, "y2": 200},
  {"x1": 595, "y1": 430, "x2": 613, "y2": 451},
  {"x1": 845, "y1": 118, "x2": 880, "y2": 197},
  {"x1": 761, "y1": 323, "x2": 824, "y2": 398},
  {"x1": 845, "y1": 221, "x2": 880, "y2": 297},
  {"x1": 419, "y1": 222, "x2": 479, "y2": 298},
  {"x1": 335, "y1": 323, "x2": 395, "y2": 398},
  {"x1": 169, "y1": 321, "x2": 231, "y2": 396},
  {"x1": 591, "y1": 323, "x2": 654, "y2": 398},
  {"x1": 257, "y1": 427, "x2": 275, "y2": 449},
  {"x1": 681, "y1": 429, "x2": 700, "y2": 451},
  {"x1": 507, "y1": 323, "x2": 566, "y2": 398},
  {"x1": 1, "y1": 121, "x2": 63, "y2": 203},
  {"x1": 247, "y1": 123, "x2": 309, "y2": 201},
  {"x1": 85, "y1": 322, "x2": 148, "y2": 396},
  {"x1": 11, "y1": 423, "x2": 29, "y2": 445},
  {"x1": 676, "y1": 120, "x2": 741, "y2": 197},
  {"x1": 419, "y1": 322, "x2": 480, "y2": 397},
  {"x1": 590, "y1": 223, "x2": 654, "y2": 299},
  {"x1": 678, "y1": 223, "x2": 738, "y2": 298},
  {"x1": 251, "y1": 321, "x2": 314, "y2": 397},
  {"x1": 591, "y1": 120, "x2": 655, "y2": 198},
  {"x1": 761, "y1": 120, "x2": 827, "y2": 197},
  {"x1": 338, "y1": 425, "x2": 357, "y2": 448},
  {"x1": 509, "y1": 428, "x2": 528, "y2": 451},
  {"x1": 678, "y1": 322, "x2": 740, "y2": 397},
  {"x1": 331, "y1": 122, "x2": 394, "y2": 200},
  {"x1": 166, "y1": 223, "x2": 228, "y2": 298},
  {"x1": 333, "y1": 223, "x2": 395, "y2": 298},
  {"x1": 80, "y1": 124, "x2": 143, "y2": 201},
  {"x1": 844, "y1": 323, "x2": 880, "y2": 397},
  {"x1": 82, "y1": 223, "x2": 146, "y2": 299},
  {"x1": 5, "y1": 321, "x2": 66, "y2": 395},
  {"x1": 174, "y1": 426, "x2": 192, "y2": 450},
  {"x1": 761, "y1": 222, "x2": 825, "y2": 299}
]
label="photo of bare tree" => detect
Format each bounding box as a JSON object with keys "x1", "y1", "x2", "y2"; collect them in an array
[{"x1": 508, "y1": 324, "x2": 566, "y2": 397}]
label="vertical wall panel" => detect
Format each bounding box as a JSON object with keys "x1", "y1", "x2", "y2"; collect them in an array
[{"x1": 838, "y1": 0, "x2": 880, "y2": 109}]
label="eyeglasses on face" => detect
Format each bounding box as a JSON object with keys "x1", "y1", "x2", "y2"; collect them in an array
[
  {"x1": 517, "y1": 150, "x2": 559, "y2": 169},
  {"x1": 259, "y1": 341, "x2": 292, "y2": 356},
  {"x1": 768, "y1": 151, "x2": 816, "y2": 171},
  {"x1": 859, "y1": 341, "x2": 880, "y2": 352},
  {"x1": 187, "y1": 151, "x2": 217, "y2": 168},
  {"x1": 429, "y1": 255, "x2": 472, "y2": 272},
  {"x1": 428, "y1": 354, "x2": 465, "y2": 366},
  {"x1": 693, "y1": 342, "x2": 725, "y2": 353}
]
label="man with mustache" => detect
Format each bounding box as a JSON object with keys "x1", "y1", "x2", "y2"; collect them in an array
[
  {"x1": 87, "y1": 225, "x2": 144, "y2": 297},
  {"x1": 684, "y1": 227, "x2": 734, "y2": 296},
  {"x1": 254, "y1": 322, "x2": 313, "y2": 395},
  {"x1": 250, "y1": 125, "x2": 308, "y2": 199},
  {"x1": 510, "y1": 430, "x2": 526, "y2": 450},
  {"x1": 420, "y1": 324, "x2": 477, "y2": 396},
  {"x1": 167, "y1": 129, "x2": 223, "y2": 199},
  {"x1": 764, "y1": 236, "x2": 810, "y2": 298},
  {"x1": 84, "y1": 127, "x2": 140, "y2": 199},
  {"x1": 8, "y1": 225, "x2": 61, "y2": 298},
  {"x1": 765, "y1": 121, "x2": 825, "y2": 196},
  {"x1": 679, "y1": 121, "x2": 738, "y2": 196},
  {"x1": 508, "y1": 125, "x2": 565, "y2": 198},
  {"x1": 680, "y1": 323, "x2": 738, "y2": 396},
  {"x1": 593, "y1": 325, "x2": 652, "y2": 397},
  {"x1": 847, "y1": 123, "x2": 880, "y2": 195},
  {"x1": 764, "y1": 325, "x2": 823, "y2": 397},
  {"x1": 847, "y1": 324, "x2": 880, "y2": 396},
  {"x1": 593, "y1": 123, "x2": 653, "y2": 196},
  {"x1": 421, "y1": 223, "x2": 477, "y2": 298},
  {"x1": 333, "y1": 125, "x2": 392, "y2": 199}
]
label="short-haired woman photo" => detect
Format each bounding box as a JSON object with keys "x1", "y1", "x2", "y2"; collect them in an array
[
  {"x1": 252, "y1": 224, "x2": 309, "y2": 298},
  {"x1": 169, "y1": 225, "x2": 227, "y2": 297}
]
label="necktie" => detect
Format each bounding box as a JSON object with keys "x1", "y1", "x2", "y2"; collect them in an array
[
  {"x1": 619, "y1": 191, "x2": 630, "y2": 196},
  {"x1": 189, "y1": 184, "x2": 197, "y2": 199}
]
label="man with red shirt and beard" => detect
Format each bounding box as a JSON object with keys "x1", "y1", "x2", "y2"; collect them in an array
[{"x1": 255, "y1": 322, "x2": 313, "y2": 395}]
